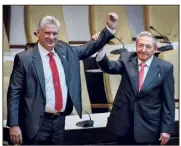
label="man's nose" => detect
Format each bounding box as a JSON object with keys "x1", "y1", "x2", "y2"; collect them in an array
[
  {"x1": 142, "y1": 45, "x2": 146, "y2": 52},
  {"x1": 49, "y1": 33, "x2": 54, "y2": 39}
]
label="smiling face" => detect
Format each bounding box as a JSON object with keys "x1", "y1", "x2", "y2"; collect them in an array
[
  {"x1": 136, "y1": 35, "x2": 157, "y2": 62},
  {"x1": 37, "y1": 24, "x2": 59, "y2": 51}
]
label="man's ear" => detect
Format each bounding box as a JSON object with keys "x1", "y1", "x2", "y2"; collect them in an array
[
  {"x1": 155, "y1": 44, "x2": 158, "y2": 51},
  {"x1": 36, "y1": 29, "x2": 40, "y2": 37}
]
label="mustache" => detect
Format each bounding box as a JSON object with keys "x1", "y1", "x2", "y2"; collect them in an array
[
  {"x1": 138, "y1": 52, "x2": 148, "y2": 55},
  {"x1": 46, "y1": 40, "x2": 56, "y2": 43}
]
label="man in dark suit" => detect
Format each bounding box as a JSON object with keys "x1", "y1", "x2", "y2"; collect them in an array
[
  {"x1": 7, "y1": 13, "x2": 118, "y2": 145},
  {"x1": 95, "y1": 31, "x2": 175, "y2": 145}
]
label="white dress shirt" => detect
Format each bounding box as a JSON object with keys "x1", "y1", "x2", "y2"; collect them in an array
[
  {"x1": 38, "y1": 43, "x2": 68, "y2": 113},
  {"x1": 106, "y1": 26, "x2": 115, "y2": 35},
  {"x1": 96, "y1": 48, "x2": 106, "y2": 62}
]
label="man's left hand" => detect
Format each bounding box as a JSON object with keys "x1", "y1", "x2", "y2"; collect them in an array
[{"x1": 159, "y1": 133, "x2": 170, "y2": 145}]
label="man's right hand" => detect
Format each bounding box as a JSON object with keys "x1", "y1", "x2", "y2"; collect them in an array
[
  {"x1": 106, "y1": 12, "x2": 118, "y2": 30},
  {"x1": 9, "y1": 126, "x2": 23, "y2": 145}
]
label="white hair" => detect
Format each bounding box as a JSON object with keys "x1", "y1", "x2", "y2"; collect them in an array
[
  {"x1": 136, "y1": 31, "x2": 157, "y2": 47},
  {"x1": 38, "y1": 16, "x2": 60, "y2": 31}
]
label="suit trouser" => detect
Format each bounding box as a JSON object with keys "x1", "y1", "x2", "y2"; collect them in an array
[{"x1": 23, "y1": 113, "x2": 65, "y2": 145}]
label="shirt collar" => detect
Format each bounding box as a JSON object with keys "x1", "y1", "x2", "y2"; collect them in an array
[
  {"x1": 38, "y1": 43, "x2": 55, "y2": 57},
  {"x1": 138, "y1": 55, "x2": 154, "y2": 67}
]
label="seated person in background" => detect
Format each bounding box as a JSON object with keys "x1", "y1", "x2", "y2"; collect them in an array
[
  {"x1": 92, "y1": 31, "x2": 175, "y2": 145},
  {"x1": 7, "y1": 13, "x2": 118, "y2": 145}
]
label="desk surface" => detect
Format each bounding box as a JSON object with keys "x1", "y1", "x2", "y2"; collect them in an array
[{"x1": 3, "y1": 108, "x2": 179, "y2": 130}]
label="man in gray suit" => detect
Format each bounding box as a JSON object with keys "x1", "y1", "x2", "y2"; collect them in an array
[
  {"x1": 94, "y1": 31, "x2": 175, "y2": 145},
  {"x1": 7, "y1": 13, "x2": 118, "y2": 145}
]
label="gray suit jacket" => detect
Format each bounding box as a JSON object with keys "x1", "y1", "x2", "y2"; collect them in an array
[
  {"x1": 7, "y1": 27, "x2": 114, "y2": 139},
  {"x1": 97, "y1": 52, "x2": 175, "y2": 143}
]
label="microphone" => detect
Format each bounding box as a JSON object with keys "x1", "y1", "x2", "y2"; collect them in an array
[
  {"x1": 76, "y1": 110, "x2": 94, "y2": 127},
  {"x1": 150, "y1": 26, "x2": 173, "y2": 51},
  {"x1": 150, "y1": 26, "x2": 170, "y2": 44},
  {"x1": 110, "y1": 35, "x2": 127, "y2": 54},
  {"x1": 114, "y1": 35, "x2": 126, "y2": 49}
]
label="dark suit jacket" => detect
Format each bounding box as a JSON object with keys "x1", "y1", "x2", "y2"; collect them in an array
[
  {"x1": 97, "y1": 52, "x2": 175, "y2": 143},
  {"x1": 7, "y1": 27, "x2": 114, "y2": 139}
]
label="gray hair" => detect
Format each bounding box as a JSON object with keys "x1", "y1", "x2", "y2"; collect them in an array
[
  {"x1": 38, "y1": 16, "x2": 60, "y2": 31},
  {"x1": 136, "y1": 31, "x2": 157, "y2": 47}
]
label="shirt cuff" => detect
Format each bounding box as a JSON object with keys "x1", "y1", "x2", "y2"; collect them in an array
[
  {"x1": 160, "y1": 133, "x2": 170, "y2": 137},
  {"x1": 96, "y1": 49, "x2": 106, "y2": 62},
  {"x1": 106, "y1": 26, "x2": 115, "y2": 34}
]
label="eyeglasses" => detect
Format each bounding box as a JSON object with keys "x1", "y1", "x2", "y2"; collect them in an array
[{"x1": 137, "y1": 43, "x2": 153, "y2": 50}]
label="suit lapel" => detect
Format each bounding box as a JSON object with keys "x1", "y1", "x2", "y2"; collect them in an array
[
  {"x1": 140, "y1": 56, "x2": 160, "y2": 93},
  {"x1": 128, "y1": 56, "x2": 139, "y2": 95},
  {"x1": 32, "y1": 45, "x2": 46, "y2": 98}
]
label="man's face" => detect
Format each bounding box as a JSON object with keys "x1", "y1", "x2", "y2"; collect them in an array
[
  {"x1": 37, "y1": 24, "x2": 59, "y2": 51},
  {"x1": 136, "y1": 36, "x2": 157, "y2": 62}
]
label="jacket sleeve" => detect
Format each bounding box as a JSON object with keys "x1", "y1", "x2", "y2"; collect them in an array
[
  {"x1": 161, "y1": 65, "x2": 175, "y2": 134},
  {"x1": 97, "y1": 54, "x2": 124, "y2": 74},
  {"x1": 70, "y1": 27, "x2": 114, "y2": 60},
  {"x1": 7, "y1": 54, "x2": 25, "y2": 127}
]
